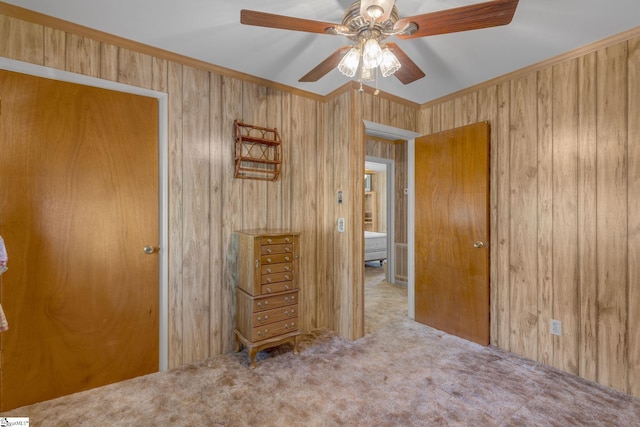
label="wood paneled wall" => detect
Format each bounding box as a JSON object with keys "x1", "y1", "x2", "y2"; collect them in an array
[
  {"x1": 419, "y1": 29, "x2": 640, "y2": 397},
  {"x1": 0, "y1": 4, "x2": 419, "y2": 366}
]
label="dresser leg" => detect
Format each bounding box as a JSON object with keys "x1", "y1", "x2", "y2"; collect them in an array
[
  {"x1": 293, "y1": 335, "x2": 300, "y2": 355},
  {"x1": 234, "y1": 331, "x2": 242, "y2": 352},
  {"x1": 248, "y1": 348, "x2": 258, "y2": 369}
]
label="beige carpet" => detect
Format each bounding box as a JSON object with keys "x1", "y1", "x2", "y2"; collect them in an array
[
  {"x1": 4, "y1": 268, "x2": 640, "y2": 426},
  {"x1": 364, "y1": 263, "x2": 407, "y2": 336}
]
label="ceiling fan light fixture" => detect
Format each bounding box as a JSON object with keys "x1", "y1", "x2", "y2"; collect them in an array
[
  {"x1": 379, "y1": 47, "x2": 401, "y2": 77},
  {"x1": 359, "y1": 0, "x2": 395, "y2": 22},
  {"x1": 338, "y1": 47, "x2": 361, "y2": 77},
  {"x1": 360, "y1": 66, "x2": 376, "y2": 83},
  {"x1": 362, "y1": 38, "x2": 382, "y2": 68}
]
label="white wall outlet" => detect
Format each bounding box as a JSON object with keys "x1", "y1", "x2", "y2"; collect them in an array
[
  {"x1": 337, "y1": 217, "x2": 345, "y2": 233},
  {"x1": 551, "y1": 319, "x2": 562, "y2": 336}
]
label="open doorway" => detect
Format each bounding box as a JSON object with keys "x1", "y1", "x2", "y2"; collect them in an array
[{"x1": 362, "y1": 121, "x2": 419, "y2": 335}]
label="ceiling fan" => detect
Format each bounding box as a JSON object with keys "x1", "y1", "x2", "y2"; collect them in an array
[{"x1": 241, "y1": 0, "x2": 519, "y2": 85}]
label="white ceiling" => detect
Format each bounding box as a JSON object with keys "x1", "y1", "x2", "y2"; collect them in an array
[{"x1": 5, "y1": 0, "x2": 640, "y2": 104}]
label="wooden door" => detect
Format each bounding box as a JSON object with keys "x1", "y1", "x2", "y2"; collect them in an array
[
  {"x1": 0, "y1": 70, "x2": 159, "y2": 410},
  {"x1": 414, "y1": 122, "x2": 490, "y2": 345}
]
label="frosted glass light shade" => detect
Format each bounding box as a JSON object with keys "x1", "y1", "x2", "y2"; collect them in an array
[
  {"x1": 379, "y1": 48, "x2": 401, "y2": 77},
  {"x1": 360, "y1": 66, "x2": 376, "y2": 82},
  {"x1": 338, "y1": 48, "x2": 361, "y2": 77},
  {"x1": 362, "y1": 39, "x2": 382, "y2": 68}
]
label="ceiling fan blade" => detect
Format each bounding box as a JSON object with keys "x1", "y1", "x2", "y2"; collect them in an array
[
  {"x1": 299, "y1": 46, "x2": 352, "y2": 82},
  {"x1": 241, "y1": 9, "x2": 339, "y2": 35},
  {"x1": 385, "y1": 43, "x2": 426, "y2": 84},
  {"x1": 395, "y1": 0, "x2": 519, "y2": 39}
]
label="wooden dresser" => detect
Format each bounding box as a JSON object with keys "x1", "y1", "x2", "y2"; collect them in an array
[{"x1": 234, "y1": 230, "x2": 301, "y2": 368}]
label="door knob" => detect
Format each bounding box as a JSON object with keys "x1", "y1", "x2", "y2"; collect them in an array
[
  {"x1": 144, "y1": 246, "x2": 157, "y2": 254},
  {"x1": 473, "y1": 241, "x2": 485, "y2": 249}
]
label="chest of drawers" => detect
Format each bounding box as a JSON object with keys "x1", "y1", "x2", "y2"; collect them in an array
[{"x1": 234, "y1": 230, "x2": 301, "y2": 368}]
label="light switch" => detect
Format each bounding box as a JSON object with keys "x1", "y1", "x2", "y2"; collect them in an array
[{"x1": 337, "y1": 218, "x2": 345, "y2": 233}]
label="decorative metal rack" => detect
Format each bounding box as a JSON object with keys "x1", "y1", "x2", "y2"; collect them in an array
[{"x1": 234, "y1": 120, "x2": 282, "y2": 181}]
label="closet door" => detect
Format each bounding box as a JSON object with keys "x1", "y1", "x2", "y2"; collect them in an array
[{"x1": 0, "y1": 70, "x2": 159, "y2": 411}]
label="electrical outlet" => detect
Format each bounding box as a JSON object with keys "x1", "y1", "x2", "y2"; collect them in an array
[{"x1": 551, "y1": 319, "x2": 562, "y2": 336}]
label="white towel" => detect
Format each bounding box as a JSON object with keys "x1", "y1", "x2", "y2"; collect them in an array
[
  {"x1": 0, "y1": 235, "x2": 7, "y2": 331},
  {"x1": 0, "y1": 303, "x2": 7, "y2": 332},
  {"x1": 0, "y1": 234, "x2": 7, "y2": 266}
]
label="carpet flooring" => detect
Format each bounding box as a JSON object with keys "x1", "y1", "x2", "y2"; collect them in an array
[{"x1": 3, "y1": 267, "x2": 640, "y2": 426}]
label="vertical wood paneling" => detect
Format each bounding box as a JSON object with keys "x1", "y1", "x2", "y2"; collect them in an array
[
  {"x1": 181, "y1": 66, "x2": 211, "y2": 363},
  {"x1": 495, "y1": 81, "x2": 511, "y2": 347},
  {"x1": 536, "y1": 67, "x2": 553, "y2": 367},
  {"x1": 65, "y1": 34, "x2": 100, "y2": 77},
  {"x1": 440, "y1": 99, "x2": 455, "y2": 131},
  {"x1": 208, "y1": 73, "x2": 224, "y2": 355},
  {"x1": 100, "y1": 44, "x2": 119, "y2": 82},
  {"x1": 43, "y1": 27, "x2": 65, "y2": 69},
  {"x1": 290, "y1": 95, "x2": 319, "y2": 331},
  {"x1": 350, "y1": 90, "x2": 365, "y2": 339},
  {"x1": 167, "y1": 61, "x2": 184, "y2": 368},
  {"x1": 577, "y1": 51, "x2": 598, "y2": 383},
  {"x1": 241, "y1": 82, "x2": 268, "y2": 229},
  {"x1": 628, "y1": 36, "x2": 640, "y2": 397},
  {"x1": 0, "y1": 15, "x2": 43, "y2": 64},
  {"x1": 117, "y1": 48, "x2": 153, "y2": 88},
  {"x1": 220, "y1": 75, "x2": 243, "y2": 354},
  {"x1": 509, "y1": 73, "x2": 538, "y2": 359},
  {"x1": 315, "y1": 102, "x2": 328, "y2": 328},
  {"x1": 477, "y1": 86, "x2": 498, "y2": 345},
  {"x1": 454, "y1": 92, "x2": 478, "y2": 127},
  {"x1": 552, "y1": 59, "x2": 579, "y2": 374},
  {"x1": 266, "y1": 87, "x2": 284, "y2": 229},
  {"x1": 596, "y1": 43, "x2": 628, "y2": 391}
]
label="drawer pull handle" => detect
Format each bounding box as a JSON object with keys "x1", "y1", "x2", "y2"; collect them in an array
[
  {"x1": 266, "y1": 239, "x2": 272, "y2": 244},
  {"x1": 266, "y1": 278, "x2": 272, "y2": 283},
  {"x1": 257, "y1": 329, "x2": 269, "y2": 337},
  {"x1": 285, "y1": 310, "x2": 294, "y2": 316},
  {"x1": 266, "y1": 248, "x2": 272, "y2": 254},
  {"x1": 266, "y1": 258, "x2": 272, "y2": 263},
  {"x1": 266, "y1": 287, "x2": 272, "y2": 293},
  {"x1": 257, "y1": 315, "x2": 269, "y2": 323},
  {"x1": 266, "y1": 268, "x2": 272, "y2": 273},
  {"x1": 285, "y1": 247, "x2": 291, "y2": 252},
  {"x1": 255, "y1": 260, "x2": 259, "y2": 268},
  {"x1": 284, "y1": 266, "x2": 291, "y2": 271},
  {"x1": 285, "y1": 257, "x2": 290, "y2": 261},
  {"x1": 285, "y1": 237, "x2": 291, "y2": 242},
  {"x1": 284, "y1": 275, "x2": 290, "y2": 280},
  {"x1": 284, "y1": 285, "x2": 289, "y2": 290},
  {"x1": 284, "y1": 297, "x2": 289, "y2": 303},
  {"x1": 257, "y1": 301, "x2": 269, "y2": 309}
]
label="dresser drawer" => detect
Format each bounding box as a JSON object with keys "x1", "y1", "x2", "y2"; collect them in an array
[
  {"x1": 261, "y1": 253, "x2": 294, "y2": 265},
  {"x1": 253, "y1": 291, "x2": 298, "y2": 312},
  {"x1": 252, "y1": 318, "x2": 298, "y2": 341},
  {"x1": 261, "y1": 235, "x2": 294, "y2": 245},
  {"x1": 261, "y1": 243, "x2": 293, "y2": 256},
  {"x1": 261, "y1": 271, "x2": 294, "y2": 285},
  {"x1": 252, "y1": 305, "x2": 298, "y2": 326},
  {"x1": 261, "y1": 263, "x2": 293, "y2": 275},
  {"x1": 261, "y1": 281, "x2": 295, "y2": 295}
]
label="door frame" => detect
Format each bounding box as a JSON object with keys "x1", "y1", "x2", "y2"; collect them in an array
[
  {"x1": 0, "y1": 57, "x2": 170, "y2": 371},
  {"x1": 364, "y1": 156, "x2": 394, "y2": 282},
  {"x1": 363, "y1": 121, "x2": 419, "y2": 318}
]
